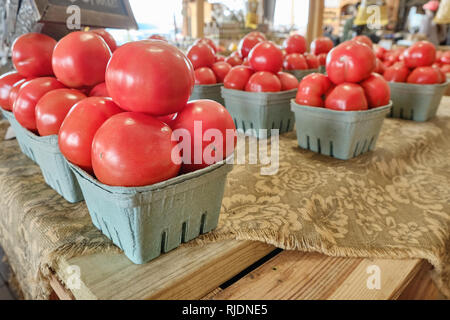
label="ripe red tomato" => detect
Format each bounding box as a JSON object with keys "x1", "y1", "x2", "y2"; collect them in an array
[
  {"x1": 383, "y1": 63, "x2": 410, "y2": 82},
  {"x1": 106, "y1": 40, "x2": 194, "y2": 116},
  {"x1": 440, "y1": 51, "x2": 450, "y2": 64},
  {"x1": 89, "y1": 82, "x2": 109, "y2": 97},
  {"x1": 247, "y1": 31, "x2": 266, "y2": 41},
  {"x1": 245, "y1": 71, "x2": 281, "y2": 92},
  {"x1": 171, "y1": 100, "x2": 236, "y2": 173},
  {"x1": 283, "y1": 53, "x2": 308, "y2": 70},
  {"x1": 403, "y1": 41, "x2": 436, "y2": 69},
  {"x1": 0, "y1": 72, "x2": 26, "y2": 109},
  {"x1": 407, "y1": 66, "x2": 441, "y2": 84},
  {"x1": 311, "y1": 37, "x2": 333, "y2": 55},
  {"x1": 92, "y1": 112, "x2": 180, "y2": 186},
  {"x1": 248, "y1": 41, "x2": 283, "y2": 73},
  {"x1": 441, "y1": 64, "x2": 450, "y2": 74},
  {"x1": 295, "y1": 73, "x2": 332, "y2": 107},
  {"x1": 432, "y1": 65, "x2": 446, "y2": 83},
  {"x1": 325, "y1": 83, "x2": 368, "y2": 111},
  {"x1": 187, "y1": 43, "x2": 216, "y2": 69},
  {"x1": 375, "y1": 46, "x2": 387, "y2": 60},
  {"x1": 360, "y1": 73, "x2": 390, "y2": 108},
  {"x1": 211, "y1": 61, "x2": 232, "y2": 83},
  {"x1": 284, "y1": 34, "x2": 307, "y2": 54},
  {"x1": 353, "y1": 35, "x2": 373, "y2": 49},
  {"x1": 12, "y1": 33, "x2": 55, "y2": 78},
  {"x1": 195, "y1": 67, "x2": 217, "y2": 85},
  {"x1": 90, "y1": 29, "x2": 117, "y2": 52},
  {"x1": 59, "y1": 97, "x2": 123, "y2": 172},
  {"x1": 52, "y1": 31, "x2": 111, "y2": 88},
  {"x1": 238, "y1": 35, "x2": 264, "y2": 58},
  {"x1": 304, "y1": 54, "x2": 320, "y2": 69},
  {"x1": 318, "y1": 53, "x2": 327, "y2": 66},
  {"x1": 215, "y1": 55, "x2": 226, "y2": 62},
  {"x1": 225, "y1": 54, "x2": 243, "y2": 67},
  {"x1": 277, "y1": 72, "x2": 299, "y2": 91},
  {"x1": 156, "y1": 113, "x2": 178, "y2": 128},
  {"x1": 195, "y1": 38, "x2": 217, "y2": 53},
  {"x1": 13, "y1": 77, "x2": 65, "y2": 131},
  {"x1": 35, "y1": 88, "x2": 86, "y2": 136},
  {"x1": 224, "y1": 66, "x2": 254, "y2": 90},
  {"x1": 149, "y1": 34, "x2": 167, "y2": 41},
  {"x1": 326, "y1": 41, "x2": 376, "y2": 84},
  {"x1": 374, "y1": 58, "x2": 386, "y2": 74},
  {"x1": 8, "y1": 79, "x2": 27, "y2": 111}
]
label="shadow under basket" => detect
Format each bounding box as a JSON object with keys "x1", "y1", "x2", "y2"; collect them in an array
[
  {"x1": 190, "y1": 83, "x2": 224, "y2": 105},
  {"x1": 291, "y1": 101, "x2": 392, "y2": 160},
  {"x1": 285, "y1": 68, "x2": 319, "y2": 81},
  {"x1": 388, "y1": 81, "x2": 449, "y2": 122},
  {"x1": 68, "y1": 158, "x2": 234, "y2": 264},
  {"x1": 221, "y1": 87, "x2": 297, "y2": 139}
]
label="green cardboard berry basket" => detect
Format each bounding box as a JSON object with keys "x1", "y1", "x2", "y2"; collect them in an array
[
  {"x1": 190, "y1": 83, "x2": 225, "y2": 105},
  {"x1": 290, "y1": 100, "x2": 392, "y2": 160},
  {"x1": 67, "y1": 157, "x2": 234, "y2": 264},
  {"x1": 285, "y1": 68, "x2": 319, "y2": 81},
  {"x1": 221, "y1": 87, "x2": 297, "y2": 139},
  {"x1": 319, "y1": 66, "x2": 326, "y2": 74},
  {"x1": 388, "y1": 81, "x2": 449, "y2": 122}
]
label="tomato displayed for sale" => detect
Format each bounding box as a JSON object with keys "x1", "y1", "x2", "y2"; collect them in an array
[
  {"x1": 89, "y1": 82, "x2": 109, "y2": 97},
  {"x1": 325, "y1": 83, "x2": 368, "y2": 111},
  {"x1": 283, "y1": 53, "x2": 308, "y2": 70},
  {"x1": 248, "y1": 41, "x2": 283, "y2": 73},
  {"x1": 383, "y1": 63, "x2": 410, "y2": 82},
  {"x1": 403, "y1": 41, "x2": 436, "y2": 69},
  {"x1": 353, "y1": 35, "x2": 373, "y2": 49},
  {"x1": 284, "y1": 34, "x2": 307, "y2": 54},
  {"x1": 13, "y1": 77, "x2": 65, "y2": 131},
  {"x1": 375, "y1": 46, "x2": 387, "y2": 60},
  {"x1": 52, "y1": 31, "x2": 111, "y2": 88},
  {"x1": 211, "y1": 61, "x2": 232, "y2": 83},
  {"x1": 171, "y1": 99, "x2": 236, "y2": 173},
  {"x1": 407, "y1": 66, "x2": 441, "y2": 84},
  {"x1": 12, "y1": 33, "x2": 56, "y2": 77},
  {"x1": 245, "y1": 71, "x2": 282, "y2": 92},
  {"x1": 277, "y1": 72, "x2": 299, "y2": 91},
  {"x1": 311, "y1": 37, "x2": 333, "y2": 55},
  {"x1": 326, "y1": 40, "x2": 376, "y2": 84},
  {"x1": 295, "y1": 73, "x2": 332, "y2": 107},
  {"x1": 304, "y1": 54, "x2": 320, "y2": 69},
  {"x1": 156, "y1": 113, "x2": 178, "y2": 128},
  {"x1": 441, "y1": 64, "x2": 450, "y2": 74},
  {"x1": 247, "y1": 31, "x2": 266, "y2": 41},
  {"x1": 374, "y1": 58, "x2": 386, "y2": 74},
  {"x1": 318, "y1": 53, "x2": 327, "y2": 66},
  {"x1": 195, "y1": 38, "x2": 217, "y2": 53},
  {"x1": 35, "y1": 88, "x2": 86, "y2": 136},
  {"x1": 440, "y1": 51, "x2": 450, "y2": 64},
  {"x1": 58, "y1": 97, "x2": 123, "y2": 172},
  {"x1": 187, "y1": 43, "x2": 216, "y2": 69},
  {"x1": 90, "y1": 29, "x2": 117, "y2": 52},
  {"x1": 242, "y1": 58, "x2": 250, "y2": 66},
  {"x1": 0, "y1": 71, "x2": 26, "y2": 109},
  {"x1": 223, "y1": 66, "x2": 254, "y2": 90},
  {"x1": 92, "y1": 112, "x2": 180, "y2": 186},
  {"x1": 225, "y1": 54, "x2": 243, "y2": 67},
  {"x1": 238, "y1": 35, "x2": 264, "y2": 58},
  {"x1": 215, "y1": 55, "x2": 226, "y2": 62},
  {"x1": 432, "y1": 65, "x2": 446, "y2": 83},
  {"x1": 149, "y1": 34, "x2": 167, "y2": 41},
  {"x1": 8, "y1": 79, "x2": 27, "y2": 111},
  {"x1": 106, "y1": 40, "x2": 194, "y2": 115},
  {"x1": 360, "y1": 73, "x2": 390, "y2": 108},
  {"x1": 194, "y1": 67, "x2": 217, "y2": 85}
]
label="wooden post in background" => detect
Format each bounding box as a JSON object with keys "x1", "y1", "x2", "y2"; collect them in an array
[
  {"x1": 306, "y1": 0, "x2": 325, "y2": 47},
  {"x1": 196, "y1": 0, "x2": 204, "y2": 38}
]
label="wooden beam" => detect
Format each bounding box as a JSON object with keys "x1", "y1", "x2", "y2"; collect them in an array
[
  {"x1": 306, "y1": 0, "x2": 325, "y2": 46},
  {"x1": 196, "y1": 0, "x2": 204, "y2": 38}
]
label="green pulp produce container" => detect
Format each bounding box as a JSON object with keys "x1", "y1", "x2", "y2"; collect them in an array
[
  {"x1": 68, "y1": 158, "x2": 234, "y2": 264},
  {"x1": 286, "y1": 68, "x2": 319, "y2": 81},
  {"x1": 291, "y1": 100, "x2": 392, "y2": 160},
  {"x1": 221, "y1": 87, "x2": 297, "y2": 138},
  {"x1": 190, "y1": 83, "x2": 225, "y2": 105},
  {"x1": 388, "y1": 81, "x2": 449, "y2": 122},
  {"x1": 319, "y1": 66, "x2": 326, "y2": 74}
]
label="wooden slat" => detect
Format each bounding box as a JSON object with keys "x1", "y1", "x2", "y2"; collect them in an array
[
  {"x1": 49, "y1": 275, "x2": 75, "y2": 300},
  {"x1": 55, "y1": 240, "x2": 274, "y2": 300},
  {"x1": 398, "y1": 262, "x2": 445, "y2": 300}
]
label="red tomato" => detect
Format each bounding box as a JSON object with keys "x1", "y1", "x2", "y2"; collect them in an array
[
  {"x1": 8, "y1": 79, "x2": 28, "y2": 111},
  {"x1": 223, "y1": 66, "x2": 254, "y2": 90},
  {"x1": 403, "y1": 41, "x2": 436, "y2": 68},
  {"x1": 195, "y1": 38, "x2": 217, "y2": 53},
  {"x1": 58, "y1": 97, "x2": 123, "y2": 172},
  {"x1": 325, "y1": 83, "x2": 368, "y2": 111},
  {"x1": 441, "y1": 64, "x2": 450, "y2": 74},
  {"x1": 326, "y1": 40, "x2": 376, "y2": 84},
  {"x1": 156, "y1": 113, "x2": 178, "y2": 128},
  {"x1": 283, "y1": 53, "x2": 308, "y2": 70},
  {"x1": 215, "y1": 55, "x2": 226, "y2": 62},
  {"x1": 13, "y1": 77, "x2": 65, "y2": 131},
  {"x1": 90, "y1": 29, "x2": 117, "y2": 52},
  {"x1": 225, "y1": 54, "x2": 243, "y2": 67},
  {"x1": 149, "y1": 34, "x2": 167, "y2": 41},
  {"x1": 92, "y1": 112, "x2": 180, "y2": 186},
  {"x1": 0, "y1": 72, "x2": 26, "y2": 109},
  {"x1": 284, "y1": 34, "x2": 307, "y2": 54},
  {"x1": 360, "y1": 73, "x2": 390, "y2": 108},
  {"x1": 304, "y1": 54, "x2": 320, "y2": 69},
  {"x1": 89, "y1": 82, "x2": 109, "y2": 97},
  {"x1": 375, "y1": 46, "x2": 387, "y2": 60},
  {"x1": 277, "y1": 72, "x2": 299, "y2": 91},
  {"x1": 247, "y1": 31, "x2": 266, "y2": 40},
  {"x1": 295, "y1": 73, "x2": 332, "y2": 107},
  {"x1": 194, "y1": 67, "x2": 217, "y2": 85},
  {"x1": 52, "y1": 31, "x2": 111, "y2": 88},
  {"x1": 12, "y1": 33, "x2": 56, "y2": 77},
  {"x1": 248, "y1": 41, "x2": 283, "y2": 73},
  {"x1": 311, "y1": 37, "x2": 333, "y2": 55},
  {"x1": 407, "y1": 66, "x2": 441, "y2": 84},
  {"x1": 106, "y1": 40, "x2": 194, "y2": 115},
  {"x1": 245, "y1": 71, "x2": 281, "y2": 92},
  {"x1": 238, "y1": 35, "x2": 264, "y2": 58},
  {"x1": 440, "y1": 51, "x2": 450, "y2": 64},
  {"x1": 374, "y1": 58, "x2": 386, "y2": 74},
  {"x1": 353, "y1": 35, "x2": 373, "y2": 49},
  {"x1": 242, "y1": 58, "x2": 250, "y2": 66},
  {"x1": 187, "y1": 43, "x2": 216, "y2": 69},
  {"x1": 171, "y1": 100, "x2": 236, "y2": 173},
  {"x1": 318, "y1": 53, "x2": 327, "y2": 66},
  {"x1": 35, "y1": 88, "x2": 86, "y2": 136},
  {"x1": 383, "y1": 63, "x2": 410, "y2": 82},
  {"x1": 432, "y1": 65, "x2": 446, "y2": 83},
  {"x1": 211, "y1": 61, "x2": 232, "y2": 83}
]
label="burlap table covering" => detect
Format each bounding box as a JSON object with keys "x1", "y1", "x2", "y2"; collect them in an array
[{"x1": 0, "y1": 98, "x2": 450, "y2": 300}]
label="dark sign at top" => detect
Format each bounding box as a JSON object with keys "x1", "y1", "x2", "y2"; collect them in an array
[{"x1": 48, "y1": 0, "x2": 128, "y2": 16}]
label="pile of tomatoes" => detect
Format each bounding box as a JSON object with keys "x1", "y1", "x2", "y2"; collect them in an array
[
  {"x1": 0, "y1": 31, "x2": 236, "y2": 187},
  {"x1": 296, "y1": 39, "x2": 390, "y2": 111},
  {"x1": 283, "y1": 35, "x2": 332, "y2": 71}
]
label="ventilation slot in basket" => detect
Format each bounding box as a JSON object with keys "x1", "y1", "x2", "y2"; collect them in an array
[
  {"x1": 329, "y1": 141, "x2": 334, "y2": 157},
  {"x1": 410, "y1": 109, "x2": 414, "y2": 120},
  {"x1": 353, "y1": 142, "x2": 360, "y2": 157},
  {"x1": 199, "y1": 212, "x2": 207, "y2": 234},
  {"x1": 317, "y1": 138, "x2": 321, "y2": 154},
  {"x1": 161, "y1": 231, "x2": 167, "y2": 253},
  {"x1": 286, "y1": 119, "x2": 291, "y2": 132},
  {"x1": 306, "y1": 136, "x2": 310, "y2": 150},
  {"x1": 181, "y1": 222, "x2": 187, "y2": 243}
]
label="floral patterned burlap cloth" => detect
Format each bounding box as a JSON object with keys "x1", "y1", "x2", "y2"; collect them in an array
[{"x1": 0, "y1": 98, "x2": 449, "y2": 300}]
